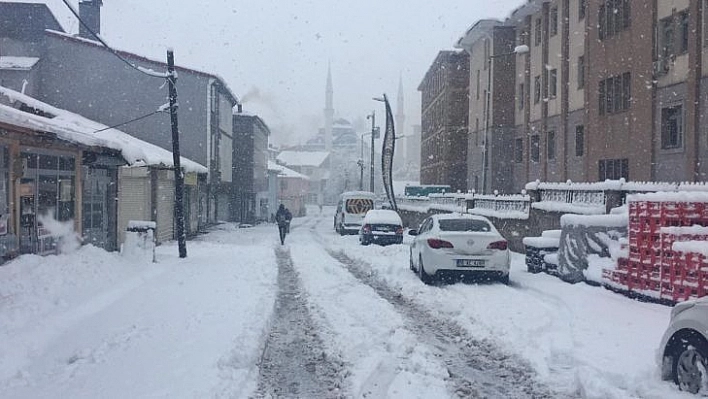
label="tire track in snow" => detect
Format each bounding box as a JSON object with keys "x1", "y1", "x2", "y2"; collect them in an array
[
  {"x1": 321, "y1": 244, "x2": 567, "y2": 398},
  {"x1": 253, "y1": 246, "x2": 347, "y2": 398}
]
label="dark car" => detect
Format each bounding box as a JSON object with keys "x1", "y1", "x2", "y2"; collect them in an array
[{"x1": 359, "y1": 210, "x2": 404, "y2": 246}]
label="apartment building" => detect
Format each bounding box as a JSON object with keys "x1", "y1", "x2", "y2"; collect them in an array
[
  {"x1": 456, "y1": 20, "x2": 517, "y2": 194},
  {"x1": 418, "y1": 51, "x2": 470, "y2": 192},
  {"x1": 652, "y1": 0, "x2": 706, "y2": 181}
]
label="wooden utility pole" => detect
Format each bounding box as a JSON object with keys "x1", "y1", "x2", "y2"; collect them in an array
[{"x1": 167, "y1": 49, "x2": 187, "y2": 258}]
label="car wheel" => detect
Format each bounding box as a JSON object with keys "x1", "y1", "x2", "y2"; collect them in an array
[
  {"x1": 338, "y1": 225, "x2": 345, "y2": 236},
  {"x1": 500, "y1": 274, "x2": 510, "y2": 285},
  {"x1": 361, "y1": 237, "x2": 370, "y2": 246},
  {"x1": 418, "y1": 255, "x2": 433, "y2": 285},
  {"x1": 672, "y1": 333, "x2": 708, "y2": 394}
]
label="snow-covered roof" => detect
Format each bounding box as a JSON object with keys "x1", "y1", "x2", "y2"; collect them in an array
[
  {"x1": 44, "y1": 30, "x2": 239, "y2": 104},
  {"x1": 267, "y1": 160, "x2": 309, "y2": 180},
  {"x1": 276, "y1": 150, "x2": 329, "y2": 167},
  {"x1": 0, "y1": 56, "x2": 40, "y2": 71},
  {"x1": 0, "y1": 86, "x2": 207, "y2": 173}
]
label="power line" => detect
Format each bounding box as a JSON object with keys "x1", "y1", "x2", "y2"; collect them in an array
[
  {"x1": 93, "y1": 107, "x2": 168, "y2": 133},
  {"x1": 59, "y1": 0, "x2": 167, "y2": 79}
]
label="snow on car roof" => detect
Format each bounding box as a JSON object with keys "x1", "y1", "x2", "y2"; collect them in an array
[
  {"x1": 433, "y1": 213, "x2": 490, "y2": 221},
  {"x1": 363, "y1": 210, "x2": 402, "y2": 225}
]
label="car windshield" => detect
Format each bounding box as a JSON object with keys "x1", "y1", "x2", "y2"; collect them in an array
[{"x1": 438, "y1": 219, "x2": 491, "y2": 232}]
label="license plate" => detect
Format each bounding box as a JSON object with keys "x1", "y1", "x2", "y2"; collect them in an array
[{"x1": 457, "y1": 259, "x2": 485, "y2": 267}]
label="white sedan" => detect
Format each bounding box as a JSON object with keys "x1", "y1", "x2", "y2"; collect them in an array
[{"x1": 408, "y1": 213, "x2": 510, "y2": 285}]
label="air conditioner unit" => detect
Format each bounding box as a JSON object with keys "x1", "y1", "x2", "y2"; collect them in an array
[{"x1": 653, "y1": 59, "x2": 670, "y2": 77}]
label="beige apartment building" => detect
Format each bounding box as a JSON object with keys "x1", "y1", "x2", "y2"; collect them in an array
[
  {"x1": 421, "y1": 0, "x2": 708, "y2": 192},
  {"x1": 456, "y1": 20, "x2": 517, "y2": 194}
]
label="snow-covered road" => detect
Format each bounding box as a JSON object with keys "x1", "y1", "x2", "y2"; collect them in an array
[{"x1": 0, "y1": 207, "x2": 695, "y2": 398}]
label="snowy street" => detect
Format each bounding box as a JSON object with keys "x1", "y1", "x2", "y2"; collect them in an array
[{"x1": 0, "y1": 206, "x2": 694, "y2": 398}]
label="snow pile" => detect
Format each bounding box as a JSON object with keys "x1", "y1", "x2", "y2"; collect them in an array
[{"x1": 0, "y1": 223, "x2": 278, "y2": 398}]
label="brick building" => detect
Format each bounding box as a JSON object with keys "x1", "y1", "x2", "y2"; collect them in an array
[
  {"x1": 417, "y1": 50, "x2": 470, "y2": 192},
  {"x1": 442, "y1": 0, "x2": 708, "y2": 193}
]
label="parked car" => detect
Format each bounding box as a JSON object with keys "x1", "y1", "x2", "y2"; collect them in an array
[
  {"x1": 408, "y1": 213, "x2": 510, "y2": 285},
  {"x1": 359, "y1": 209, "x2": 403, "y2": 246},
  {"x1": 334, "y1": 191, "x2": 375, "y2": 235},
  {"x1": 659, "y1": 297, "x2": 708, "y2": 394}
]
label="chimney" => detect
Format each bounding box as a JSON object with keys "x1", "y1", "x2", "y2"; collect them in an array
[
  {"x1": 237, "y1": 103, "x2": 243, "y2": 113},
  {"x1": 78, "y1": 0, "x2": 103, "y2": 40}
]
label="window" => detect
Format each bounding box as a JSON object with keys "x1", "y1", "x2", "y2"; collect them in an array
[
  {"x1": 680, "y1": 11, "x2": 689, "y2": 54},
  {"x1": 621, "y1": 72, "x2": 631, "y2": 110},
  {"x1": 476, "y1": 69, "x2": 480, "y2": 100},
  {"x1": 514, "y1": 138, "x2": 523, "y2": 163},
  {"x1": 518, "y1": 83, "x2": 525, "y2": 110},
  {"x1": 599, "y1": 0, "x2": 631, "y2": 40},
  {"x1": 575, "y1": 125, "x2": 585, "y2": 156},
  {"x1": 475, "y1": 118, "x2": 479, "y2": 145},
  {"x1": 547, "y1": 131, "x2": 556, "y2": 160},
  {"x1": 484, "y1": 39, "x2": 490, "y2": 69},
  {"x1": 518, "y1": 29, "x2": 529, "y2": 46},
  {"x1": 577, "y1": 56, "x2": 585, "y2": 89},
  {"x1": 550, "y1": 6, "x2": 558, "y2": 36},
  {"x1": 549, "y1": 69, "x2": 557, "y2": 98},
  {"x1": 660, "y1": 17, "x2": 674, "y2": 59},
  {"x1": 534, "y1": 75, "x2": 541, "y2": 104},
  {"x1": 535, "y1": 17, "x2": 542, "y2": 46},
  {"x1": 579, "y1": 0, "x2": 587, "y2": 20},
  {"x1": 661, "y1": 105, "x2": 683, "y2": 149},
  {"x1": 598, "y1": 72, "x2": 631, "y2": 114},
  {"x1": 599, "y1": 158, "x2": 629, "y2": 180},
  {"x1": 531, "y1": 135, "x2": 540, "y2": 162}
]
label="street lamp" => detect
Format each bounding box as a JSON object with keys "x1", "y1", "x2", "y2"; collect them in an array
[
  {"x1": 481, "y1": 44, "x2": 529, "y2": 194},
  {"x1": 365, "y1": 111, "x2": 379, "y2": 193}
]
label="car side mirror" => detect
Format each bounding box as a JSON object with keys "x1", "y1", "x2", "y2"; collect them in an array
[{"x1": 408, "y1": 229, "x2": 418, "y2": 236}]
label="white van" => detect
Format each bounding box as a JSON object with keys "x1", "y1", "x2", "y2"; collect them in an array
[{"x1": 334, "y1": 191, "x2": 376, "y2": 235}]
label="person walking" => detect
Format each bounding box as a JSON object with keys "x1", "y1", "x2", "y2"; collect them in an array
[{"x1": 275, "y1": 204, "x2": 289, "y2": 245}]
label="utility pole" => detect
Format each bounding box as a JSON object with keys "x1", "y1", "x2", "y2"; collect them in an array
[{"x1": 167, "y1": 49, "x2": 187, "y2": 258}]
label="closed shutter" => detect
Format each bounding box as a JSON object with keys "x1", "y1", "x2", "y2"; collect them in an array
[
  {"x1": 155, "y1": 171, "x2": 175, "y2": 244},
  {"x1": 117, "y1": 167, "x2": 150, "y2": 246}
]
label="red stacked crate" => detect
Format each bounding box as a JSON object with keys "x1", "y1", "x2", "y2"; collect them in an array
[
  {"x1": 661, "y1": 228, "x2": 708, "y2": 302},
  {"x1": 626, "y1": 192, "x2": 708, "y2": 303}
]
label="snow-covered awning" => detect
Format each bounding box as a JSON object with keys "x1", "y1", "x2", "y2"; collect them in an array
[
  {"x1": 0, "y1": 86, "x2": 207, "y2": 174},
  {"x1": 276, "y1": 150, "x2": 329, "y2": 167},
  {"x1": 267, "y1": 160, "x2": 309, "y2": 180},
  {"x1": 0, "y1": 56, "x2": 40, "y2": 71}
]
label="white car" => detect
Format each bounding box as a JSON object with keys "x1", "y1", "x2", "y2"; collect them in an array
[
  {"x1": 359, "y1": 209, "x2": 403, "y2": 246},
  {"x1": 408, "y1": 213, "x2": 510, "y2": 285},
  {"x1": 659, "y1": 297, "x2": 708, "y2": 394}
]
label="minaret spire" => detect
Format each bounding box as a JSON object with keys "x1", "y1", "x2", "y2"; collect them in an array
[{"x1": 324, "y1": 63, "x2": 334, "y2": 152}]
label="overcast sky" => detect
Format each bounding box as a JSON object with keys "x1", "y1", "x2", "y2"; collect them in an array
[{"x1": 33, "y1": 0, "x2": 522, "y2": 145}]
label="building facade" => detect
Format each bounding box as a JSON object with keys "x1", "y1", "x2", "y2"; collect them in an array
[
  {"x1": 233, "y1": 108, "x2": 270, "y2": 224},
  {"x1": 446, "y1": 0, "x2": 708, "y2": 192},
  {"x1": 418, "y1": 50, "x2": 470, "y2": 192},
  {"x1": 0, "y1": 2, "x2": 238, "y2": 227},
  {"x1": 457, "y1": 20, "x2": 517, "y2": 194}
]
